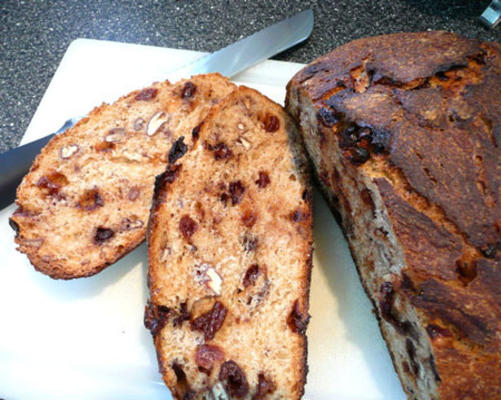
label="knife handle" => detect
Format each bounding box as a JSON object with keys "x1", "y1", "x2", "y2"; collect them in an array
[{"x1": 0, "y1": 134, "x2": 54, "y2": 209}]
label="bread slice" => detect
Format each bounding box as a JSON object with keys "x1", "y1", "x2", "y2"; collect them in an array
[
  {"x1": 10, "y1": 74, "x2": 236, "y2": 279},
  {"x1": 146, "y1": 86, "x2": 313, "y2": 400},
  {"x1": 286, "y1": 31, "x2": 501, "y2": 399}
]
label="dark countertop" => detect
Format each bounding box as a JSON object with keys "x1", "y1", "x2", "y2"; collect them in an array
[{"x1": 1, "y1": 0, "x2": 499, "y2": 153}]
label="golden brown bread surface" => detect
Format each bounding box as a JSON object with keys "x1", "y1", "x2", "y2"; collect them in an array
[
  {"x1": 286, "y1": 31, "x2": 501, "y2": 399},
  {"x1": 10, "y1": 74, "x2": 236, "y2": 279},
  {"x1": 146, "y1": 86, "x2": 313, "y2": 399}
]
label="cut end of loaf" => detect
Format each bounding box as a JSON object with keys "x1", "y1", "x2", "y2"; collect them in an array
[{"x1": 287, "y1": 31, "x2": 501, "y2": 400}]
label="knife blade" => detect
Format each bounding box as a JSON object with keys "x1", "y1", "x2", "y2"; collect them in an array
[{"x1": 0, "y1": 9, "x2": 314, "y2": 210}]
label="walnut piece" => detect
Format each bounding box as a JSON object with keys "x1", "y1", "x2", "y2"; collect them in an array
[{"x1": 147, "y1": 112, "x2": 169, "y2": 136}]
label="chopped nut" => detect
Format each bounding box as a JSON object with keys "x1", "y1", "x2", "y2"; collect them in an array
[
  {"x1": 237, "y1": 123, "x2": 245, "y2": 131},
  {"x1": 120, "y1": 217, "x2": 144, "y2": 231},
  {"x1": 147, "y1": 111, "x2": 169, "y2": 136},
  {"x1": 105, "y1": 127, "x2": 126, "y2": 142},
  {"x1": 206, "y1": 267, "x2": 223, "y2": 295},
  {"x1": 59, "y1": 144, "x2": 79, "y2": 159},
  {"x1": 211, "y1": 382, "x2": 229, "y2": 400},
  {"x1": 237, "y1": 137, "x2": 251, "y2": 150},
  {"x1": 133, "y1": 117, "x2": 145, "y2": 131}
]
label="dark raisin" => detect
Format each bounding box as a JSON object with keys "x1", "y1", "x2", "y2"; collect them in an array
[
  {"x1": 243, "y1": 264, "x2": 260, "y2": 288},
  {"x1": 429, "y1": 356, "x2": 441, "y2": 382},
  {"x1": 144, "y1": 302, "x2": 172, "y2": 336},
  {"x1": 229, "y1": 181, "x2": 245, "y2": 205},
  {"x1": 255, "y1": 171, "x2": 270, "y2": 188},
  {"x1": 252, "y1": 373, "x2": 276, "y2": 400},
  {"x1": 181, "y1": 81, "x2": 197, "y2": 98},
  {"x1": 360, "y1": 188, "x2": 375, "y2": 215},
  {"x1": 174, "y1": 302, "x2": 191, "y2": 327},
  {"x1": 169, "y1": 136, "x2": 188, "y2": 164},
  {"x1": 220, "y1": 192, "x2": 230, "y2": 205},
  {"x1": 242, "y1": 235, "x2": 258, "y2": 252},
  {"x1": 379, "y1": 282, "x2": 395, "y2": 323},
  {"x1": 95, "y1": 141, "x2": 115, "y2": 152},
  {"x1": 127, "y1": 187, "x2": 140, "y2": 201},
  {"x1": 241, "y1": 211, "x2": 257, "y2": 228},
  {"x1": 179, "y1": 215, "x2": 197, "y2": 240},
  {"x1": 426, "y1": 324, "x2": 452, "y2": 339},
  {"x1": 192, "y1": 123, "x2": 202, "y2": 141},
  {"x1": 94, "y1": 227, "x2": 114, "y2": 244},
  {"x1": 406, "y1": 339, "x2": 419, "y2": 375},
  {"x1": 36, "y1": 172, "x2": 69, "y2": 196},
  {"x1": 317, "y1": 107, "x2": 339, "y2": 127},
  {"x1": 262, "y1": 114, "x2": 280, "y2": 132},
  {"x1": 212, "y1": 142, "x2": 233, "y2": 160},
  {"x1": 195, "y1": 344, "x2": 225, "y2": 373},
  {"x1": 291, "y1": 209, "x2": 307, "y2": 222},
  {"x1": 338, "y1": 127, "x2": 358, "y2": 149},
  {"x1": 344, "y1": 146, "x2": 370, "y2": 165},
  {"x1": 357, "y1": 127, "x2": 373, "y2": 141},
  {"x1": 287, "y1": 300, "x2": 308, "y2": 334},
  {"x1": 135, "y1": 88, "x2": 158, "y2": 101},
  {"x1": 190, "y1": 301, "x2": 227, "y2": 341},
  {"x1": 219, "y1": 360, "x2": 249, "y2": 398},
  {"x1": 78, "y1": 188, "x2": 104, "y2": 211},
  {"x1": 9, "y1": 218, "x2": 19, "y2": 235}
]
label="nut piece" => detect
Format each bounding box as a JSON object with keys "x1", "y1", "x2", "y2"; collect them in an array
[
  {"x1": 205, "y1": 267, "x2": 223, "y2": 295},
  {"x1": 133, "y1": 117, "x2": 145, "y2": 131},
  {"x1": 236, "y1": 136, "x2": 251, "y2": 150},
  {"x1": 105, "y1": 128, "x2": 126, "y2": 142},
  {"x1": 59, "y1": 144, "x2": 79, "y2": 159},
  {"x1": 211, "y1": 382, "x2": 229, "y2": 400},
  {"x1": 147, "y1": 112, "x2": 169, "y2": 136}
]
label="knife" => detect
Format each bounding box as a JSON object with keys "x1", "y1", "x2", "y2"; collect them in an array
[{"x1": 0, "y1": 9, "x2": 314, "y2": 210}]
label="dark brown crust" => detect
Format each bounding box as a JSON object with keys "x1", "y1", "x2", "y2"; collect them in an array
[{"x1": 288, "y1": 31, "x2": 501, "y2": 399}]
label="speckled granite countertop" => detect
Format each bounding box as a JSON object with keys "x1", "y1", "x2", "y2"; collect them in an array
[{"x1": 1, "y1": 0, "x2": 499, "y2": 152}]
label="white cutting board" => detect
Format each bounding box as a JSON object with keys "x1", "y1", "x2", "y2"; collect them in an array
[{"x1": 0, "y1": 39, "x2": 405, "y2": 400}]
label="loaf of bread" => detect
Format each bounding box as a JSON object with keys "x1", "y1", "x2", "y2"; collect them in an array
[
  {"x1": 146, "y1": 86, "x2": 313, "y2": 399},
  {"x1": 9, "y1": 74, "x2": 236, "y2": 279},
  {"x1": 286, "y1": 31, "x2": 501, "y2": 399}
]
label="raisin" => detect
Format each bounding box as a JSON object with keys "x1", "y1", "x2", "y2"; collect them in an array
[
  {"x1": 179, "y1": 215, "x2": 197, "y2": 240},
  {"x1": 262, "y1": 114, "x2": 280, "y2": 132},
  {"x1": 144, "y1": 302, "x2": 172, "y2": 336},
  {"x1": 426, "y1": 324, "x2": 452, "y2": 339},
  {"x1": 195, "y1": 344, "x2": 225, "y2": 373},
  {"x1": 135, "y1": 88, "x2": 158, "y2": 101},
  {"x1": 317, "y1": 107, "x2": 339, "y2": 127},
  {"x1": 242, "y1": 264, "x2": 260, "y2": 288},
  {"x1": 406, "y1": 339, "x2": 419, "y2": 375},
  {"x1": 212, "y1": 142, "x2": 233, "y2": 160},
  {"x1": 241, "y1": 211, "x2": 257, "y2": 228},
  {"x1": 174, "y1": 302, "x2": 191, "y2": 327},
  {"x1": 127, "y1": 187, "x2": 140, "y2": 201},
  {"x1": 343, "y1": 146, "x2": 370, "y2": 165},
  {"x1": 242, "y1": 235, "x2": 258, "y2": 252},
  {"x1": 287, "y1": 300, "x2": 308, "y2": 334},
  {"x1": 181, "y1": 82, "x2": 197, "y2": 98},
  {"x1": 290, "y1": 209, "x2": 307, "y2": 222},
  {"x1": 252, "y1": 373, "x2": 276, "y2": 400},
  {"x1": 169, "y1": 136, "x2": 188, "y2": 164},
  {"x1": 94, "y1": 227, "x2": 114, "y2": 244},
  {"x1": 95, "y1": 141, "x2": 115, "y2": 152},
  {"x1": 338, "y1": 127, "x2": 358, "y2": 149},
  {"x1": 36, "y1": 172, "x2": 69, "y2": 197},
  {"x1": 192, "y1": 123, "x2": 202, "y2": 141},
  {"x1": 190, "y1": 301, "x2": 227, "y2": 341},
  {"x1": 429, "y1": 356, "x2": 441, "y2": 382},
  {"x1": 219, "y1": 360, "x2": 249, "y2": 398},
  {"x1": 229, "y1": 181, "x2": 245, "y2": 205},
  {"x1": 78, "y1": 188, "x2": 104, "y2": 211},
  {"x1": 255, "y1": 171, "x2": 270, "y2": 188}
]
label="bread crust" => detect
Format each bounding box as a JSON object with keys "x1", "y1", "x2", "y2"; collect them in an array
[{"x1": 287, "y1": 31, "x2": 501, "y2": 399}]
